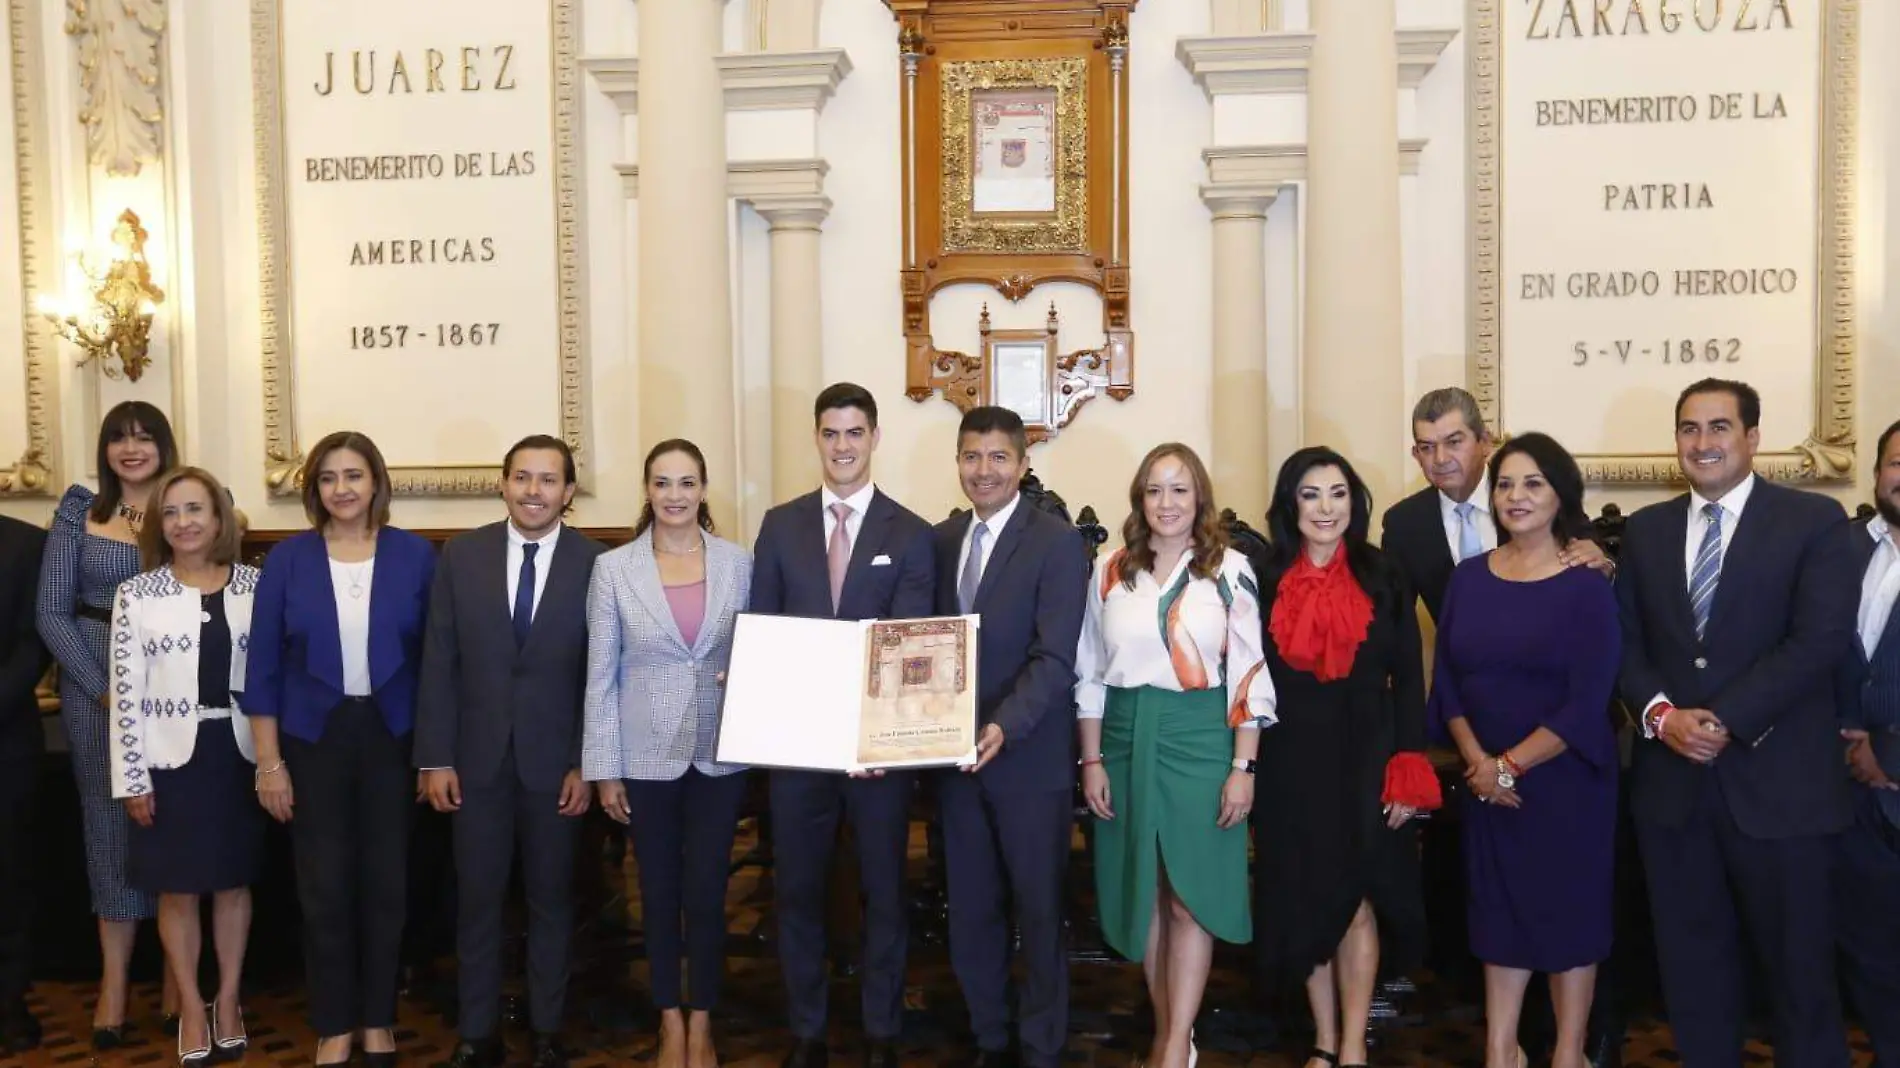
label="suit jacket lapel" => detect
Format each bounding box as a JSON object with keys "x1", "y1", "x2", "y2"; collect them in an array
[
  {"x1": 1704, "y1": 487, "x2": 1773, "y2": 645},
  {"x1": 972, "y1": 502, "x2": 1031, "y2": 612},
  {"x1": 694, "y1": 540, "x2": 735, "y2": 657},
  {"x1": 839, "y1": 491, "x2": 895, "y2": 615},
  {"x1": 1416, "y1": 494, "x2": 1454, "y2": 582},
  {"x1": 306, "y1": 535, "x2": 347, "y2": 693},
  {"x1": 479, "y1": 524, "x2": 514, "y2": 644},
  {"x1": 523, "y1": 525, "x2": 590, "y2": 653},
  {"x1": 367, "y1": 526, "x2": 401, "y2": 690},
  {"x1": 626, "y1": 535, "x2": 689, "y2": 655}
]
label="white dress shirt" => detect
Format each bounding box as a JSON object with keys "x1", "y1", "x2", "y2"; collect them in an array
[
  {"x1": 507, "y1": 521, "x2": 562, "y2": 623},
  {"x1": 958, "y1": 492, "x2": 1021, "y2": 593},
  {"x1": 1439, "y1": 470, "x2": 1497, "y2": 563},
  {"x1": 1682, "y1": 473, "x2": 1756, "y2": 590},
  {"x1": 330, "y1": 556, "x2": 375, "y2": 697},
  {"x1": 821, "y1": 482, "x2": 878, "y2": 554},
  {"x1": 1861, "y1": 516, "x2": 1900, "y2": 656},
  {"x1": 1643, "y1": 473, "x2": 1759, "y2": 732}
]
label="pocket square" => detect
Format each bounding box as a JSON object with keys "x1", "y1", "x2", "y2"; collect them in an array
[{"x1": 871, "y1": 554, "x2": 893, "y2": 566}]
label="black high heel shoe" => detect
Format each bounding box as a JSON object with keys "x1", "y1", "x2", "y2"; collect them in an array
[
  {"x1": 92, "y1": 1024, "x2": 131, "y2": 1051},
  {"x1": 361, "y1": 1028, "x2": 397, "y2": 1068}
]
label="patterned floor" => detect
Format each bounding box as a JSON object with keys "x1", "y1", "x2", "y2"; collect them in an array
[{"x1": 2, "y1": 817, "x2": 1877, "y2": 1068}]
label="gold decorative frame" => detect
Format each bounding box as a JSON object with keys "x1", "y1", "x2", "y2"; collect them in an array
[
  {"x1": 2, "y1": 0, "x2": 59, "y2": 496},
  {"x1": 940, "y1": 59, "x2": 1089, "y2": 255},
  {"x1": 1467, "y1": 0, "x2": 1857, "y2": 484},
  {"x1": 250, "y1": 0, "x2": 590, "y2": 497}
]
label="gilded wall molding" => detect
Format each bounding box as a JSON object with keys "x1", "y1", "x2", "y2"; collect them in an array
[
  {"x1": 3, "y1": 0, "x2": 59, "y2": 495},
  {"x1": 65, "y1": 0, "x2": 166, "y2": 177},
  {"x1": 1466, "y1": 0, "x2": 1858, "y2": 485},
  {"x1": 251, "y1": 0, "x2": 592, "y2": 497}
]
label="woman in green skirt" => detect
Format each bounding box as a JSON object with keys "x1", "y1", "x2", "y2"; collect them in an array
[{"x1": 1077, "y1": 442, "x2": 1278, "y2": 1068}]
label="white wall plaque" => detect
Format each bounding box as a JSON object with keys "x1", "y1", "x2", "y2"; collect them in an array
[
  {"x1": 1469, "y1": 0, "x2": 1856, "y2": 483},
  {"x1": 252, "y1": 0, "x2": 588, "y2": 496}
]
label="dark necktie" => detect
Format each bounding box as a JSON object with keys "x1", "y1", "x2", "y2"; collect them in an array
[{"x1": 513, "y1": 542, "x2": 539, "y2": 648}]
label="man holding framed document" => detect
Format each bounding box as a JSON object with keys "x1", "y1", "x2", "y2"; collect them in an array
[
  {"x1": 735, "y1": 384, "x2": 937, "y2": 1068},
  {"x1": 931, "y1": 407, "x2": 1087, "y2": 1068}
]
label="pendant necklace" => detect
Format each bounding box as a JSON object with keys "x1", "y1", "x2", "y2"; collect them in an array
[
  {"x1": 117, "y1": 500, "x2": 144, "y2": 534},
  {"x1": 343, "y1": 561, "x2": 371, "y2": 599}
]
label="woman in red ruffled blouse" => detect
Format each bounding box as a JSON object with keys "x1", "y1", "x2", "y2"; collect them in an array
[{"x1": 1244, "y1": 447, "x2": 1441, "y2": 1068}]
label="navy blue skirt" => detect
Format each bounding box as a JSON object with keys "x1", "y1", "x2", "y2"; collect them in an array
[{"x1": 128, "y1": 720, "x2": 266, "y2": 895}]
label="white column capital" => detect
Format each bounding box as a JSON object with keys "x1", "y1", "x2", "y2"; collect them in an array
[
  {"x1": 753, "y1": 198, "x2": 832, "y2": 231},
  {"x1": 1200, "y1": 185, "x2": 1280, "y2": 220}
]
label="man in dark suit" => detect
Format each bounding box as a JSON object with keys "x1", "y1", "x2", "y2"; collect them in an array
[
  {"x1": 0, "y1": 514, "x2": 49, "y2": 1053},
  {"x1": 415, "y1": 435, "x2": 605, "y2": 1068},
  {"x1": 931, "y1": 407, "x2": 1087, "y2": 1068},
  {"x1": 1382, "y1": 387, "x2": 1499, "y2": 623},
  {"x1": 1616, "y1": 378, "x2": 1856, "y2": 1067},
  {"x1": 1834, "y1": 417, "x2": 1900, "y2": 1068},
  {"x1": 750, "y1": 382, "x2": 936, "y2": 1068}
]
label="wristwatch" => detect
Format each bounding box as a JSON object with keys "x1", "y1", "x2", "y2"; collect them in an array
[
  {"x1": 1495, "y1": 756, "x2": 1516, "y2": 791},
  {"x1": 1231, "y1": 758, "x2": 1257, "y2": 775}
]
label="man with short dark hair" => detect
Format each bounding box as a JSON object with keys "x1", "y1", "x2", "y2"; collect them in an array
[
  {"x1": 932, "y1": 407, "x2": 1087, "y2": 1068},
  {"x1": 0, "y1": 513, "x2": 49, "y2": 1053},
  {"x1": 1617, "y1": 378, "x2": 1856, "y2": 1067},
  {"x1": 415, "y1": 435, "x2": 606, "y2": 1068},
  {"x1": 750, "y1": 383, "x2": 936, "y2": 1068},
  {"x1": 1834, "y1": 417, "x2": 1900, "y2": 1068}
]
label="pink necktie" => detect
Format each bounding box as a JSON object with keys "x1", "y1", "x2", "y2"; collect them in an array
[{"x1": 828, "y1": 502, "x2": 853, "y2": 613}]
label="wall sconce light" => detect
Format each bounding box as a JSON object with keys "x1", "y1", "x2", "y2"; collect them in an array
[{"x1": 37, "y1": 209, "x2": 166, "y2": 382}]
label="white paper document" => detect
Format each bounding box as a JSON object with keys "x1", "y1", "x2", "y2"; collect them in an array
[{"x1": 716, "y1": 613, "x2": 980, "y2": 773}]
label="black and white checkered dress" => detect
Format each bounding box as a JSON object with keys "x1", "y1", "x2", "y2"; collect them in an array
[{"x1": 34, "y1": 485, "x2": 155, "y2": 922}]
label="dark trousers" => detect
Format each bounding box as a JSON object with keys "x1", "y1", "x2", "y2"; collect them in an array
[
  {"x1": 1836, "y1": 789, "x2": 1900, "y2": 1068},
  {"x1": 771, "y1": 769, "x2": 915, "y2": 1041},
  {"x1": 0, "y1": 739, "x2": 38, "y2": 1008},
  {"x1": 282, "y1": 699, "x2": 414, "y2": 1037},
  {"x1": 939, "y1": 777, "x2": 1071, "y2": 1068},
  {"x1": 623, "y1": 769, "x2": 748, "y2": 1011},
  {"x1": 454, "y1": 750, "x2": 581, "y2": 1040},
  {"x1": 1635, "y1": 776, "x2": 1847, "y2": 1068}
]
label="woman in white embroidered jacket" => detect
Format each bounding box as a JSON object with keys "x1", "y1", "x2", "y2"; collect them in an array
[{"x1": 109, "y1": 467, "x2": 265, "y2": 1068}]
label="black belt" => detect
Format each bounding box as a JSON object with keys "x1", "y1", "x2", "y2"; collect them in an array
[{"x1": 75, "y1": 603, "x2": 111, "y2": 623}]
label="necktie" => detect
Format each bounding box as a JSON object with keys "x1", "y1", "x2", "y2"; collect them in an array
[
  {"x1": 1454, "y1": 501, "x2": 1482, "y2": 563},
  {"x1": 959, "y1": 521, "x2": 989, "y2": 615},
  {"x1": 827, "y1": 502, "x2": 853, "y2": 614},
  {"x1": 1690, "y1": 502, "x2": 1723, "y2": 640},
  {"x1": 513, "y1": 542, "x2": 539, "y2": 648}
]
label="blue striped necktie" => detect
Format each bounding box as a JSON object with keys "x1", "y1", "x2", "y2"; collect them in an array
[{"x1": 1690, "y1": 502, "x2": 1723, "y2": 640}]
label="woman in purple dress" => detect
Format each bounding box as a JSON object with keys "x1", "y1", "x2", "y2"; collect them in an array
[{"x1": 1428, "y1": 432, "x2": 1621, "y2": 1068}]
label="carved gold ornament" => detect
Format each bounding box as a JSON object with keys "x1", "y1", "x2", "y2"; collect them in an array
[{"x1": 38, "y1": 209, "x2": 165, "y2": 382}]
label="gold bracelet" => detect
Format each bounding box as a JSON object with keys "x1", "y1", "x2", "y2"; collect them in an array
[{"x1": 254, "y1": 760, "x2": 285, "y2": 782}]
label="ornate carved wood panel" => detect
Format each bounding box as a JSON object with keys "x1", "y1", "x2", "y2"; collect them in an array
[{"x1": 885, "y1": 0, "x2": 1136, "y2": 439}]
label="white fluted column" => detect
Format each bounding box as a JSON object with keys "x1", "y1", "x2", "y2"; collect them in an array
[
  {"x1": 755, "y1": 200, "x2": 830, "y2": 499},
  {"x1": 1304, "y1": 1, "x2": 1405, "y2": 508},
  {"x1": 1203, "y1": 188, "x2": 1276, "y2": 525},
  {"x1": 637, "y1": 0, "x2": 737, "y2": 529}
]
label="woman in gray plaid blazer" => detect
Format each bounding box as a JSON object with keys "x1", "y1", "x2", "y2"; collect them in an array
[{"x1": 582, "y1": 439, "x2": 752, "y2": 1068}]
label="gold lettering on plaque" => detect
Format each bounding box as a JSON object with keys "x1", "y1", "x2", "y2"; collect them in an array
[{"x1": 389, "y1": 52, "x2": 413, "y2": 93}]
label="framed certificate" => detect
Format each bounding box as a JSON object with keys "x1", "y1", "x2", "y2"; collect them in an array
[
  {"x1": 971, "y1": 89, "x2": 1057, "y2": 215},
  {"x1": 716, "y1": 613, "x2": 980, "y2": 773}
]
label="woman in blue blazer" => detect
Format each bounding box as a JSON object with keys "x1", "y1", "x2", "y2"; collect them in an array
[{"x1": 243, "y1": 431, "x2": 435, "y2": 1068}]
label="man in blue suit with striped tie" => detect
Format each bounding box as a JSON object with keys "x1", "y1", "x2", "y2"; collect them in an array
[{"x1": 1614, "y1": 379, "x2": 1858, "y2": 1067}]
